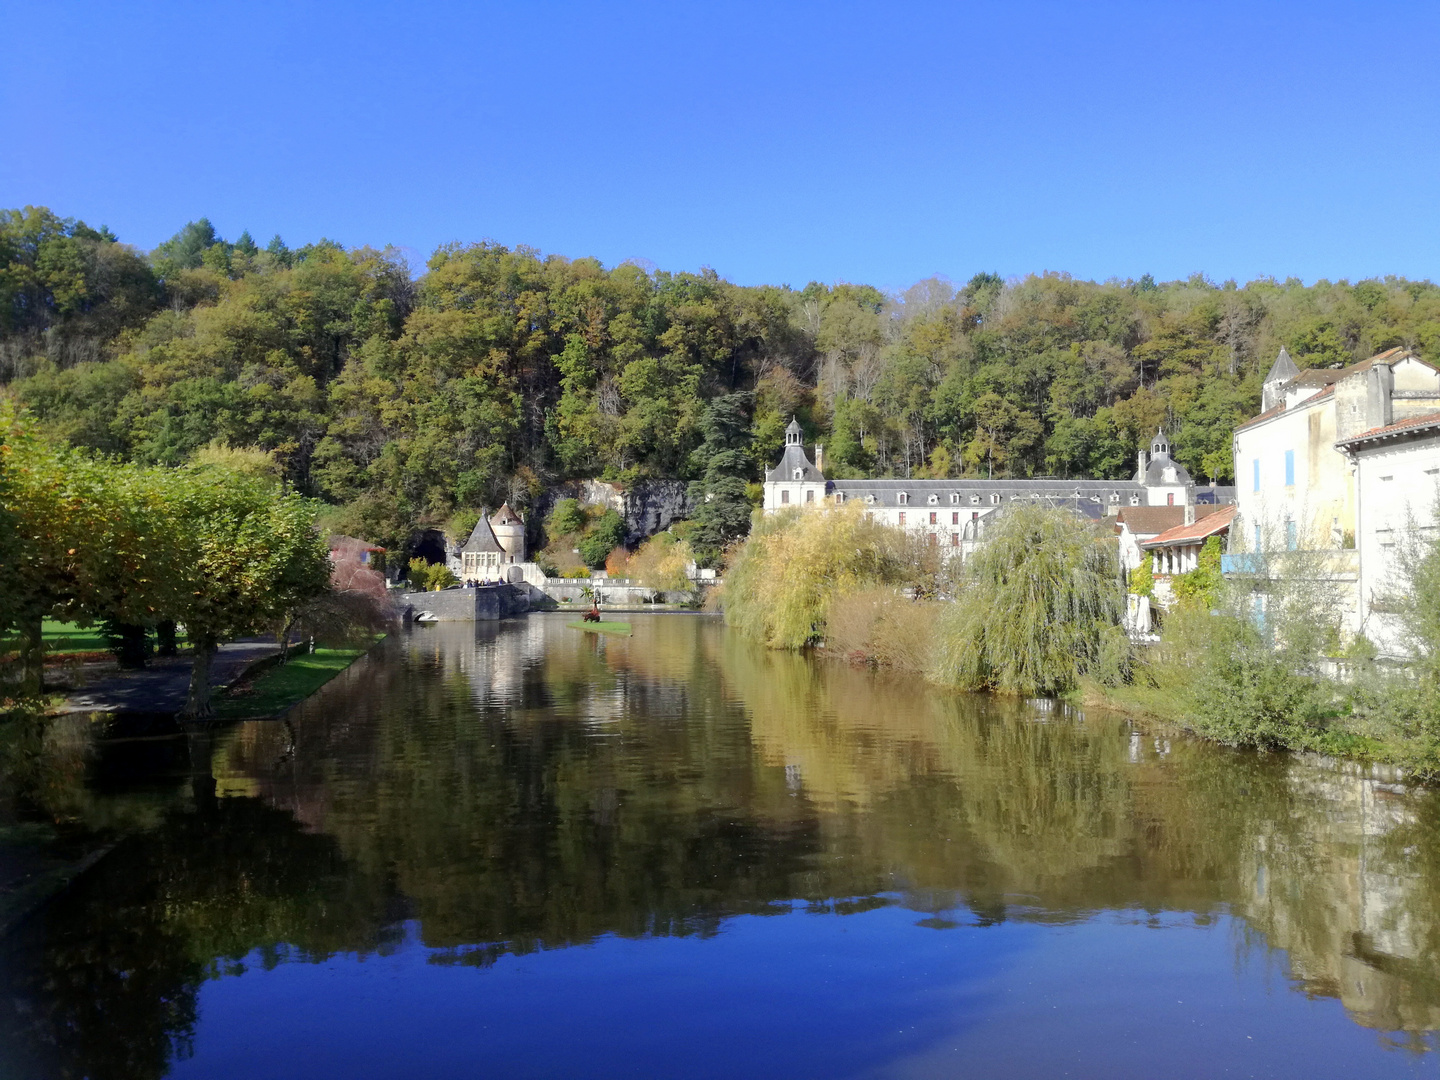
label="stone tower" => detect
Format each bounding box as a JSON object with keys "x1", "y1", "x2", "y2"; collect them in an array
[{"x1": 489, "y1": 503, "x2": 526, "y2": 565}]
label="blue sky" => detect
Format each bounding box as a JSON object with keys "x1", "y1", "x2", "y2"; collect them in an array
[{"x1": 4, "y1": 1, "x2": 1438, "y2": 289}]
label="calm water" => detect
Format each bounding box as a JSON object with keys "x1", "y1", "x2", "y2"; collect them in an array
[{"x1": 4, "y1": 614, "x2": 1440, "y2": 1079}]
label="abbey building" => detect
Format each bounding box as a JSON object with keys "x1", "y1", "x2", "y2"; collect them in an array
[{"x1": 763, "y1": 418, "x2": 1227, "y2": 551}]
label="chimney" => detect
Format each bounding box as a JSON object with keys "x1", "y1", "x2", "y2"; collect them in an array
[
  {"x1": 1368, "y1": 361, "x2": 1394, "y2": 430},
  {"x1": 1184, "y1": 505, "x2": 1195, "y2": 526},
  {"x1": 814, "y1": 444, "x2": 825, "y2": 473},
  {"x1": 1136, "y1": 448, "x2": 1148, "y2": 482}
]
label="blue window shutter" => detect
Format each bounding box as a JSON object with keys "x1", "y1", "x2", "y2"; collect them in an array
[
  {"x1": 1284, "y1": 449, "x2": 1295, "y2": 486},
  {"x1": 1254, "y1": 523, "x2": 1261, "y2": 551},
  {"x1": 1252, "y1": 458, "x2": 1260, "y2": 492}
]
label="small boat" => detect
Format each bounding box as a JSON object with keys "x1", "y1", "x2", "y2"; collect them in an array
[{"x1": 414, "y1": 611, "x2": 439, "y2": 625}]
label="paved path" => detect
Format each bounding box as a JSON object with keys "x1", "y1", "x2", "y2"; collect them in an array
[{"x1": 56, "y1": 640, "x2": 281, "y2": 714}]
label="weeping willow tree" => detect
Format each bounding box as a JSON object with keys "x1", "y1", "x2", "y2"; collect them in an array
[
  {"x1": 932, "y1": 503, "x2": 1130, "y2": 696},
  {"x1": 721, "y1": 504, "x2": 914, "y2": 649}
]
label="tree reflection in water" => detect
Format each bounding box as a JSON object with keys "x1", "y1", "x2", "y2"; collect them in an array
[{"x1": 2, "y1": 615, "x2": 1439, "y2": 1077}]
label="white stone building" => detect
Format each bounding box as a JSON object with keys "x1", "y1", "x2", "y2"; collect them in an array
[
  {"x1": 1232, "y1": 347, "x2": 1440, "y2": 640},
  {"x1": 1336, "y1": 413, "x2": 1440, "y2": 656},
  {"x1": 457, "y1": 504, "x2": 528, "y2": 583},
  {"x1": 763, "y1": 417, "x2": 1230, "y2": 554}
]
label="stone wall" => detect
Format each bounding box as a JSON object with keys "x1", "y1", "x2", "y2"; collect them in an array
[{"x1": 397, "y1": 584, "x2": 528, "y2": 621}]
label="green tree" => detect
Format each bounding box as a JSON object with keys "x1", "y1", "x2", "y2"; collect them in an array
[{"x1": 687, "y1": 392, "x2": 754, "y2": 567}]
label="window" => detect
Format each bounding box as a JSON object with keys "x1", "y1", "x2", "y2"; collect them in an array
[
  {"x1": 898, "y1": 512, "x2": 906, "y2": 526},
  {"x1": 929, "y1": 511, "x2": 937, "y2": 524},
  {"x1": 971, "y1": 511, "x2": 979, "y2": 522},
  {"x1": 950, "y1": 493, "x2": 960, "y2": 504},
  {"x1": 1286, "y1": 519, "x2": 1297, "y2": 551},
  {"x1": 1252, "y1": 458, "x2": 1260, "y2": 493},
  {"x1": 927, "y1": 533, "x2": 937, "y2": 547},
  {"x1": 867, "y1": 494, "x2": 877, "y2": 505},
  {"x1": 1167, "y1": 493, "x2": 1174, "y2": 506},
  {"x1": 1284, "y1": 449, "x2": 1295, "y2": 487},
  {"x1": 1253, "y1": 523, "x2": 1261, "y2": 551},
  {"x1": 928, "y1": 494, "x2": 939, "y2": 505},
  {"x1": 951, "y1": 512, "x2": 959, "y2": 525},
  {"x1": 991, "y1": 494, "x2": 1001, "y2": 505},
  {"x1": 781, "y1": 490, "x2": 790, "y2": 505},
  {"x1": 793, "y1": 468, "x2": 804, "y2": 481},
  {"x1": 835, "y1": 492, "x2": 846, "y2": 504},
  {"x1": 805, "y1": 490, "x2": 815, "y2": 503},
  {"x1": 1110, "y1": 492, "x2": 1120, "y2": 504},
  {"x1": 898, "y1": 492, "x2": 909, "y2": 505},
  {"x1": 970, "y1": 494, "x2": 979, "y2": 505},
  {"x1": 1130, "y1": 495, "x2": 1141, "y2": 506},
  {"x1": 951, "y1": 533, "x2": 960, "y2": 547}
]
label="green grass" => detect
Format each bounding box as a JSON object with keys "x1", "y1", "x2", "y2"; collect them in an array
[
  {"x1": 566, "y1": 620, "x2": 633, "y2": 636},
  {"x1": 1, "y1": 620, "x2": 190, "y2": 659},
  {"x1": 213, "y1": 644, "x2": 375, "y2": 719}
]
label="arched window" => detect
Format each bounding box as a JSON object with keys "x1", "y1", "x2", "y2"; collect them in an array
[
  {"x1": 950, "y1": 493, "x2": 960, "y2": 504},
  {"x1": 793, "y1": 468, "x2": 804, "y2": 481},
  {"x1": 897, "y1": 492, "x2": 909, "y2": 506},
  {"x1": 990, "y1": 493, "x2": 1001, "y2": 505}
]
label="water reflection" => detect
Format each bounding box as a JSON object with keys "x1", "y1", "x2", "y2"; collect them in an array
[{"x1": 2, "y1": 614, "x2": 1439, "y2": 1078}]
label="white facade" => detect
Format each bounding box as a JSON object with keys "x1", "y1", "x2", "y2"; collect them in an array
[
  {"x1": 1338, "y1": 419, "x2": 1440, "y2": 656},
  {"x1": 762, "y1": 420, "x2": 1216, "y2": 555}
]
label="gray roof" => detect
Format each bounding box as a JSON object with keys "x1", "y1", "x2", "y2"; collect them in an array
[
  {"x1": 1265, "y1": 347, "x2": 1299, "y2": 386},
  {"x1": 490, "y1": 502, "x2": 523, "y2": 527},
  {"x1": 462, "y1": 515, "x2": 504, "y2": 553},
  {"x1": 828, "y1": 477, "x2": 1146, "y2": 509},
  {"x1": 765, "y1": 443, "x2": 825, "y2": 483},
  {"x1": 1142, "y1": 453, "x2": 1192, "y2": 487}
]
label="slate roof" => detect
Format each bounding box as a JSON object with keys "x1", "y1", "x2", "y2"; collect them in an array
[
  {"x1": 462, "y1": 515, "x2": 504, "y2": 553},
  {"x1": 829, "y1": 477, "x2": 1147, "y2": 509},
  {"x1": 765, "y1": 443, "x2": 825, "y2": 483},
  {"x1": 1335, "y1": 409, "x2": 1440, "y2": 448},
  {"x1": 1264, "y1": 347, "x2": 1300, "y2": 385},
  {"x1": 1141, "y1": 505, "x2": 1237, "y2": 549}
]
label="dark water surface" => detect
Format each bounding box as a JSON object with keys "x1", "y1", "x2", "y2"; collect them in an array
[{"x1": 4, "y1": 614, "x2": 1440, "y2": 1079}]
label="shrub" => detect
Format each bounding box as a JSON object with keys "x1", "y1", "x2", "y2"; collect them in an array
[
  {"x1": 578, "y1": 509, "x2": 626, "y2": 567},
  {"x1": 626, "y1": 532, "x2": 694, "y2": 592},
  {"x1": 930, "y1": 504, "x2": 1129, "y2": 696},
  {"x1": 548, "y1": 498, "x2": 587, "y2": 538}
]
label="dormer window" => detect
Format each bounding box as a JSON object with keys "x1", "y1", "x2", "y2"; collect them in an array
[
  {"x1": 928, "y1": 494, "x2": 939, "y2": 505},
  {"x1": 990, "y1": 494, "x2": 1001, "y2": 505},
  {"x1": 1130, "y1": 494, "x2": 1141, "y2": 506},
  {"x1": 834, "y1": 492, "x2": 846, "y2": 504},
  {"x1": 949, "y1": 493, "x2": 959, "y2": 504},
  {"x1": 1109, "y1": 492, "x2": 1120, "y2": 504},
  {"x1": 867, "y1": 494, "x2": 877, "y2": 505},
  {"x1": 897, "y1": 492, "x2": 909, "y2": 506},
  {"x1": 970, "y1": 494, "x2": 979, "y2": 505}
]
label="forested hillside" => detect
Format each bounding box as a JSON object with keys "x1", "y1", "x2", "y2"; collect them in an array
[{"x1": 6, "y1": 204, "x2": 1440, "y2": 551}]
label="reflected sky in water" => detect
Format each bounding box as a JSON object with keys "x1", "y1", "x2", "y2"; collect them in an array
[{"x1": 3, "y1": 614, "x2": 1439, "y2": 1079}]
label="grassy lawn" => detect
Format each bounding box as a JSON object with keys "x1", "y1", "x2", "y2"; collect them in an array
[
  {"x1": 1, "y1": 620, "x2": 190, "y2": 659},
  {"x1": 213, "y1": 643, "x2": 375, "y2": 720},
  {"x1": 566, "y1": 620, "x2": 633, "y2": 636}
]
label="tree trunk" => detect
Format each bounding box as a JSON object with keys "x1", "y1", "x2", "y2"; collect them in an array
[
  {"x1": 17, "y1": 616, "x2": 44, "y2": 697},
  {"x1": 156, "y1": 620, "x2": 179, "y2": 657},
  {"x1": 112, "y1": 622, "x2": 149, "y2": 669},
  {"x1": 277, "y1": 617, "x2": 296, "y2": 665},
  {"x1": 183, "y1": 638, "x2": 218, "y2": 720}
]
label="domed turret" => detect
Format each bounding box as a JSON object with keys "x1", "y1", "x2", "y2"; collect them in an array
[{"x1": 489, "y1": 503, "x2": 526, "y2": 565}]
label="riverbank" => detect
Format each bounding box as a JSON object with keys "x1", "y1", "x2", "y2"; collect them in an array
[{"x1": 213, "y1": 639, "x2": 382, "y2": 720}]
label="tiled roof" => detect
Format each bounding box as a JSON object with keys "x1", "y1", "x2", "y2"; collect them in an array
[
  {"x1": 1114, "y1": 504, "x2": 1225, "y2": 536},
  {"x1": 1142, "y1": 505, "x2": 1237, "y2": 548},
  {"x1": 1335, "y1": 410, "x2": 1440, "y2": 448},
  {"x1": 490, "y1": 502, "x2": 523, "y2": 526}
]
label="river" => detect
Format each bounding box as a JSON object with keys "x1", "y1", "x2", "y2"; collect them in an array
[{"x1": 3, "y1": 613, "x2": 1439, "y2": 1078}]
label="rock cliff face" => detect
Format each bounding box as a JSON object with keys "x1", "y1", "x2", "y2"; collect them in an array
[{"x1": 533, "y1": 479, "x2": 694, "y2": 547}]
